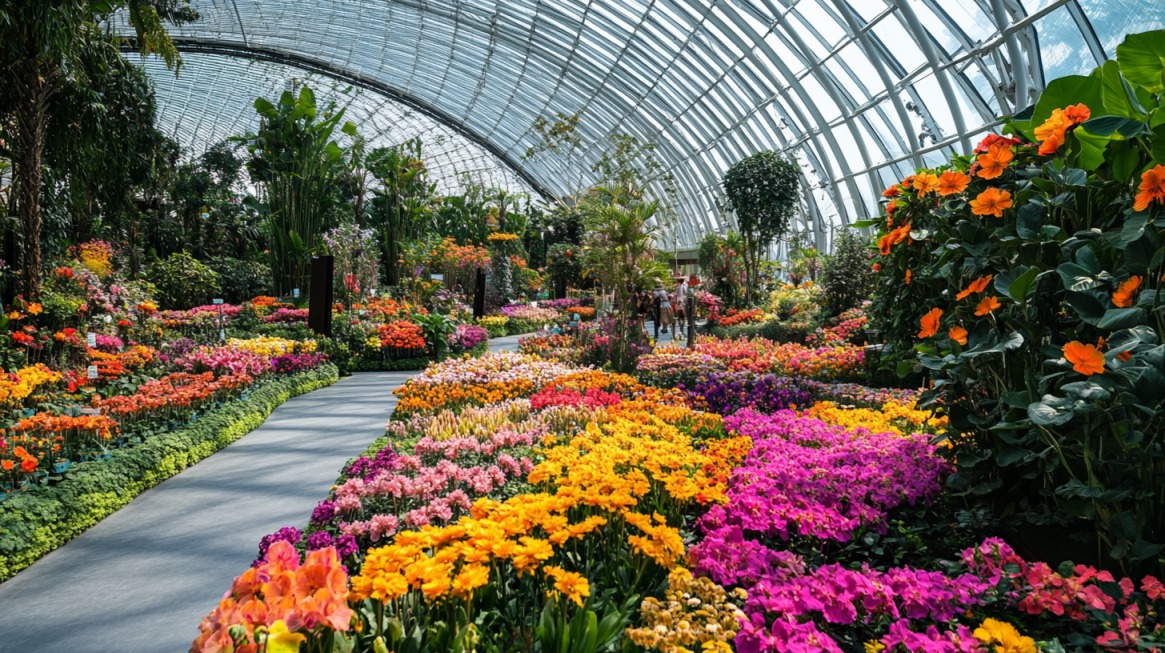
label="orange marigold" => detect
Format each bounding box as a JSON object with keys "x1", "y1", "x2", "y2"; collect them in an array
[
  {"x1": 949, "y1": 326, "x2": 968, "y2": 346},
  {"x1": 974, "y1": 296, "x2": 1002, "y2": 316},
  {"x1": 1112, "y1": 275, "x2": 1142, "y2": 308},
  {"x1": 936, "y1": 171, "x2": 971, "y2": 196},
  {"x1": 1133, "y1": 165, "x2": 1165, "y2": 212},
  {"x1": 918, "y1": 307, "x2": 943, "y2": 339},
  {"x1": 1034, "y1": 104, "x2": 1090, "y2": 156},
  {"x1": 970, "y1": 188, "x2": 1013, "y2": 218},
  {"x1": 956, "y1": 274, "x2": 994, "y2": 300},
  {"x1": 976, "y1": 144, "x2": 1014, "y2": 180},
  {"x1": 912, "y1": 172, "x2": 940, "y2": 196},
  {"x1": 1063, "y1": 341, "x2": 1104, "y2": 376}
]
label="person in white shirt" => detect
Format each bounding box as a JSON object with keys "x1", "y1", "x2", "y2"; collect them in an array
[
  {"x1": 653, "y1": 284, "x2": 673, "y2": 336},
  {"x1": 672, "y1": 279, "x2": 687, "y2": 338}
]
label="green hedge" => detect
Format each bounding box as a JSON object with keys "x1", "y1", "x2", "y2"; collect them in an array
[
  {"x1": 0, "y1": 364, "x2": 339, "y2": 581},
  {"x1": 349, "y1": 341, "x2": 488, "y2": 373},
  {"x1": 705, "y1": 318, "x2": 812, "y2": 343}
]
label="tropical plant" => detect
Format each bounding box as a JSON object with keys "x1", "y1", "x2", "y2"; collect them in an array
[
  {"x1": 866, "y1": 29, "x2": 1165, "y2": 574},
  {"x1": 367, "y1": 139, "x2": 436, "y2": 286},
  {"x1": 238, "y1": 85, "x2": 352, "y2": 296},
  {"x1": 581, "y1": 184, "x2": 668, "y2": 372},
  {"x1": 722, "y1": 151, "x2": 801, "y2": 305},
  {"x1": 0, "y1": 0, "x2": 196, "y2": 298},
  {"x1": 697, "y1": 231, "x2": 747, "y2": 310}
]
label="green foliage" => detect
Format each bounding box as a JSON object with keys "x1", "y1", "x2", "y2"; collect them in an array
[
  {"x1": 819, "y1": 230, "x2": 875, "y2": 317},
  {"x1": 868, "y1": 30, "x2": 1165, "y2": 574},
  {"x1": 146, "y1": 251, "x2": 221, "y2": 309},
  {"x1": 546, "y1": 243, "x2": 583, "y2": 299},
  {"x1": 0, "y1": 365, "x2": 338, "y2": 581},
  {"x1": 697, "y1": 232, "x2": 747, "y2": 310},
  {"x1": 239, "y1": 85, "x2": 351, "y2": 296},
  {"x1": 722, "y1": 151, "x2": 801, "y2": 304},
  {"x1": 206, "y1": 257, "x2": 270, "y2": 304},
  {"x1": 367, "y1": 139, "x2": 437, "y2": 286}
]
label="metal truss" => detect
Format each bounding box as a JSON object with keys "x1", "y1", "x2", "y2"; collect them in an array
[{"x1": 114, "y1": 0, "x2": 1155, "y2": 252}]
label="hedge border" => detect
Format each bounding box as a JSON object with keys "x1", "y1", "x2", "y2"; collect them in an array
[
  {"x1": 349, "y1": 341, "x2": 489, "y2": 373},
  {"x1": 0, "y1": 364, "x2": 339, "y2": 582}
]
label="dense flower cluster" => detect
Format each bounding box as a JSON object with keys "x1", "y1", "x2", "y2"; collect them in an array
[
  {"x1": 681, "y1": 372, "x2": 812, "y2": 415},
  {"x1": 446, "y1": 324, "x2": 488, "y2": 353},
  {"x1": 226, "y1": 336, "x2": 317, "y2": 357},
  {"x1": 192, "y1": 541, "x2": 351, "y2": 653},
  {"x1": 0, "y1": 364, "x2": 61, "y2": 409},
  {"x1": 640, "y1": 337, "x2": 865, "y2": 385}
]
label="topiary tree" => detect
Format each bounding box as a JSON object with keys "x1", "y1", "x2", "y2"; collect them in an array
[
  {"x1": 818, "y1": 229, "x2": 874, "y2": 317},
  {"x1": 722, "y1": 152, "x2": 801, "y2": 305}
]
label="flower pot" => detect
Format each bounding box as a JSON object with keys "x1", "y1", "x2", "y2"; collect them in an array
[{"x1": 53, "y1": 461, "x2": 72, "y2": 474}]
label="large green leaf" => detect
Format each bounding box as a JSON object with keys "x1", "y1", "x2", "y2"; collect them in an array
[
  {"x1": 1016, "y1": 203, "x2": 1043, "y2": 240},
  {"x1": 1153, "y1": 124, "x2": 1165, "y2": 164},
  {"x1": 1099, "y1": 60, "x2": 1146, "y2": 117},
  {"x1": 1028, "y1": 401, "x2": 1073, "y2": 427},
  {"x1": 1079, "y1": 116, "x2": 1152, "y2": 139},
  {"x1": 1057, "y1": 262, "x2": 1101, "y2": 291},
  {"x1": 1116, "y1": 30, "x2": 1165, "y2": 94},
  {"x1": 1097, "y1": 307, "x2": 1148, "y2": 330},
  {"x1": 1033, "y1": 76, "x2": 1105, "y2": 125},
  {"x1": 995, "y1": 265, "x2": 1041, "y2": 302}
]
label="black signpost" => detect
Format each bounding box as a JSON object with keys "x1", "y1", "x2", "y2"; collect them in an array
[{"x1": 308, "y1": 256, "x2": 334, "y2": 337}]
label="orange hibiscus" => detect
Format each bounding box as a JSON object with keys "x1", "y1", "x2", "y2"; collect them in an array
[
  {"x1": 918, "y1": 308, "x2": 943, "y2": 338},
  {"x1": 1034, "y1": 104, "x2": 1090, "y2": 156},
  {"x1": 877, "y1": 223, "x2": 913, "y2": 256},
  {"x1": 1063, "y1": 341, "x2": 1104, "y2": 376},
  {"x1": 936, "y1": 171, "x2": 971, "y2": 196},
  {"x1": 1133, "y1": 165, "x2": 1165, "y2": 212},
  {"x1": 976, "y1": 144, "x2": 1014, "y2": 180},
  {"x1": 912, "y1": 172, "x2": 940, "y2": 196},
  {"x1": 956, "y1": 274, "x2": 994, "y2": 300},
  {"x1": 948, "y1": 326, "x2": 968, "y2": 345},
  {"x1": 970, "y1": 188, "x2": 1013, "y2": 218},
  {"x1": 1112, "y1": 276, "x2": 1142, "y2": 308},
  {"x1": 974, "y1": 296, "x2": 1002, "y2": 316}
]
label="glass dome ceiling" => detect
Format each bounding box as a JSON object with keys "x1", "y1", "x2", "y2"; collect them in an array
[{"x1": 118, "y1": 0, "x2": 1165, "y2": 251}]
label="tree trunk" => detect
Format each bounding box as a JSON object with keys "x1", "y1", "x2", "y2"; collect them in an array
[{"x1": 12, "y1": 61, "x2": 53, "y2": 301}]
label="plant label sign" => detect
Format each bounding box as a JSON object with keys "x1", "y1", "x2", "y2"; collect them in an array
[
  {"x1": 213, "y1": 298, "x2": 224, "y2": 305},
  {"x1": 87, "y1": 332, "x2": 97, "y2": 348},
  {"x1": 87, "y1": 365, "x2": 99, "y2": 380},
  {"x1": 293, "y1": 288, "x2": 300, "y2": 299}
]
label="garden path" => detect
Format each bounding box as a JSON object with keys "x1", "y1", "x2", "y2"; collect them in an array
[{"x1": 0, "y1": 333, "x2": 523, "y2": 653}]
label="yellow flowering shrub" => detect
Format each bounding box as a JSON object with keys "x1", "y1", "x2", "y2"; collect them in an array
[
  {"x1": 227, "y1": 336, "x2": 317, "y2": 357},
  {"x1": 0, "y1": 365, "x2": 62, "y2": 408},
  {"x1": 803, "y1": 400, "x2": 947, "y2": 436}
]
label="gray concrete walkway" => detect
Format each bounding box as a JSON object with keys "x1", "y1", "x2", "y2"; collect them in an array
[{"x1": 0, "y1": 371, "x2": 414, "y2": 653}]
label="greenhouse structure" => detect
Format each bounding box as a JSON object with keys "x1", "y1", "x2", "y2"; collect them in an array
[{"x1": 1, "y1": 2, "x2": 1165, "y2": 652}]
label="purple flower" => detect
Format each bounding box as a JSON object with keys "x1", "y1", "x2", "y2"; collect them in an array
[
  {"x1": 305, "y1": 531, "x2": 335, "y2": 551},
  {"x1": 310, "y1": 500, "x2": 338, "y2": 527},
  {"x1": 253, "y1": 526, "x2": 302, "y2": 566}
]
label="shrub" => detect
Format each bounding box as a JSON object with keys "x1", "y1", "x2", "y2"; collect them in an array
[
  {"x1": 147, "y1": 252, "x2": 221, "y2": 309},
  {"x1": 819, "y1": 229, "x2": 874, "y2": 317},
  {"x1": 206, "y1": 257, "x2": 271, "y2": 304}
]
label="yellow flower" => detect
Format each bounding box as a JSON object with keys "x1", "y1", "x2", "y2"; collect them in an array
[
  {"x1": 266, "y1": 620, "x2": 306, "y2": 653},
  {"x1": 543, "y1": 565, "x2": 590, "y2": 606},
  {"x1": 973, "y1": 618, "x2": 1036, "y2": 653}
]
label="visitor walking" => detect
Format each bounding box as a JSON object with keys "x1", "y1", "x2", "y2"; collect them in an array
[
  {"x1": 654, "y1": 283, "x2": 673, "y2": 338},
  {"x1": 672, "y1": 278, "x2": 688, "y2": 338}
]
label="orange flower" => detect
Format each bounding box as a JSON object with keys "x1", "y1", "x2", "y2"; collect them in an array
[
  {"x1": 882, "y1": 185, "x2": 900, "y2": 198},
  {"x1": 976, "y1": 144, "x2": 1014, "y2": 180},
  {"x1": 957, "y1": 274, "x2": 994, "y2": 300},
  {"x1": 877, "y1": 223, "x2": 912, "y2": 256},
  {"x1": 1063, "y1": 341, "x2": 1104, "y2": 375},
  {"x1": 949, "y1": 326, "x2": 968, "y2": 345},
  {"x1": 912, "y1": 172, "x2": 940, "y2": 196},
  {"x1": 905, "y1": 269, "x2": 912, "y2": 285},
  {"x1": 1112, "y1": 275, "x2": 1142, "y2": 308},
  {"x1": 936, "y1": 171, "x2": 971, "y2": 196},
  {"x1": 970, "y1": 188, "x2": 1013, "y2": 218},
  {"x1": 974, "y1": 296, "x2": 1002, "y2": 316},
  {"x1": 1035, "y1": 104, "x2": 1090, "y2": 156},
  {"x1": 918, "y1": 308, "x2": 943, "y2": 338},
  {"x1": 1133, "y1": 165, "x2": 1165, "y2": 212},
  {"x1": 27, "y1": 303, "x2": 43, "y2": 315}
]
